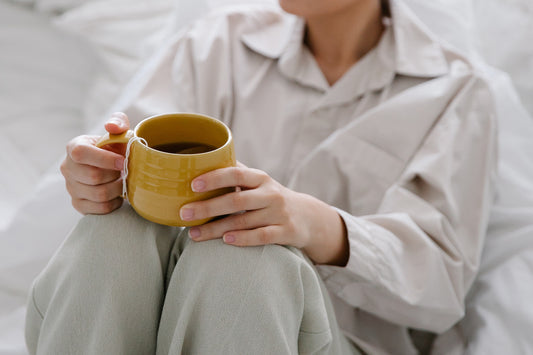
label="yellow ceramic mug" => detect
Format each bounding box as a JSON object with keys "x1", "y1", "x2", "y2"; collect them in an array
[{"x1": 96, "y1": 113, "x2": 236, "y2": 227}]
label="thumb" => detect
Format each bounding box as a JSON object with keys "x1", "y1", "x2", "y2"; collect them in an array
[{"x1": 104, "y1": 112, "x2": 130, "y2": 134}]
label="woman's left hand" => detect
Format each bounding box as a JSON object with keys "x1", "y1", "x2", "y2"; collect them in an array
[{"x1": 179, "y1": 163, "x2": 349, "y2": 266}]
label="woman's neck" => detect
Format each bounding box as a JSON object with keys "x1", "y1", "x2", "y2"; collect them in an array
[{"x1": 304, "y1": 1, "x2": 384, "y2": 86}]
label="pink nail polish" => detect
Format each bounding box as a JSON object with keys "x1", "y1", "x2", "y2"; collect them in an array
[
  {"x1": 180, "y1": 208, "x2": 194, "y2": 221},
  {"x1": 189, "y1": 227, "x2": 200, "y2": 239},
  {"x1": 224, "y1": 234, "x2": 235, "y2": 243},
  {"x1": 115, "y1": 158, "x2": 124, "y2": 171},
  {"x1": 192, "y1": 179, "x2": 206, "y2": 192}
]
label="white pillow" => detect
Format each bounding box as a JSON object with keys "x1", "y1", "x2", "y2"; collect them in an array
[
  {"x1": 0, "y1": 1, "x2": 96, "y2": 228},
  {"x1": 53, "y1": 0, "x2": 276, "y2": 131},
  {"x1": 35, "y1": 0, "x2": 91, "y2": 13},
  {"x1": 51, "y1": 0, "x2": 177, "y2": 130},
  {"x1": 0, "y1": 3, "x2": 93, "y2": 352},
  {"x1": 472, "y1": 0, "x2": 533, "y2": 117},
  {"x1": 4, "y1": 0, "x2": 95, "y2": 13}
]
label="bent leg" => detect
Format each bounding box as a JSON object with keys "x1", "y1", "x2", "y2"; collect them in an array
[
  {"x1": 25, "y1": 205, "x2": 178, "y2": 355},
  {"x1": 157, "y1": 235, "x2": 359, "y2": 355}
]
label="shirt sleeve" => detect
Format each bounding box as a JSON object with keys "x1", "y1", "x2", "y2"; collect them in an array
[{"x1": 316, "y1": 75, "x2": 497, "y2": 333}]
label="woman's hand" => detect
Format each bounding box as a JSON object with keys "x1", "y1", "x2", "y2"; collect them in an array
[
  {"x1": 60, "y1": 112, "x2": 129, "y2": 215},
  {"x1": 180, "y1": 164, "x2": 350, "y2": 266}
]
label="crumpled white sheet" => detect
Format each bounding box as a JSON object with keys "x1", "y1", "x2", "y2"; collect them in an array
[
  {"x1": 0, "y1": 0, "x2": 532, "y2": 354},
  {"x1": 460, "y1": 67, "x2": 533, "y2": 355},
  {"x1": 0, "y1": 0, "x2": 96, "y2": 230},
  {"x1": 52, "y1": 0, "x2": 183, "y2": 131},
  {"x1": 472, "y1": 0, "x2": 533, "y2": 117},
  {"x1": 0, "y1": 1, "x2": 175, "y2": 353}
]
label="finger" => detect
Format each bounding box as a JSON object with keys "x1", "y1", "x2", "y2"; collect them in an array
[
  {"x1": 67, "y1": 136, "x2": 125, "y2": 171},
  {"x1": 66, "y1": 178, "x2": 123, "y2": 203},
  {"x1": 188, "y1": 209, "x2": 271, "y2": 242},
  {"x1": 222, "y1": 225, "x2": 284, "y2": 247},
  {"x1": 100, "y1": 142, "x2": 128, "y2": 156},
  {"x1": 62, "y1": 158, "x2": 121, "y2": 185},
  {"x1": 191, "y1": 166, "x2": 269, "y2": 192},
  {"x1": 104, "y1": 112, "x2": 130, "y2": 134},
  {"x1": 180, "y1": 188, "x2": 270, "y2": 222},
  {"x1": 72, "y1": 197, "x2": 123, "y2": 215}
]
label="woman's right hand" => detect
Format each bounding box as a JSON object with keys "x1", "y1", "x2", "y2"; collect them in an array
[{"x1": 60, "y1": 112, "x2": 130, "y2": 215}]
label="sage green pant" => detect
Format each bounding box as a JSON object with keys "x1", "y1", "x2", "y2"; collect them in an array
[{"x1": 25, "y1": 205, "x2": 359, "y2": 354}]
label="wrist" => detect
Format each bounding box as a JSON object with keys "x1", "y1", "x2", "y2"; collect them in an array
[{"x1": 300, "y1": 194, "x2": 349, "y2": 266}]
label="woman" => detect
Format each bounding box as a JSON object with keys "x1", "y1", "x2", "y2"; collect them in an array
[{"x1": 25, "y1": 0, "x2": 496, "y2": 353}]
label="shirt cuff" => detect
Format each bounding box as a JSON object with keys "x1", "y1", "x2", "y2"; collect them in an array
[{"x1": 316, "y1": 207, "x2": 391, "y2": 299}]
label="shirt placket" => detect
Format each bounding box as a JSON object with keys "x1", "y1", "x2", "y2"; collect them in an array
[{"x1": 284, "y1": 100, "x2": 344, "y2": 183}]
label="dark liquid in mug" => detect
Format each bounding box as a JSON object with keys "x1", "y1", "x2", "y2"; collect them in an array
[{"x1": 152, "y1": 142, "x2": 218, "y2": 154}]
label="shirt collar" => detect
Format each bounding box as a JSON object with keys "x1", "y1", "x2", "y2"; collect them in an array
[
  {"x1": 241, "y1": 0, "x2": 449, "y2": 79},
  {"x1": 389, "y1": 0, "x2": 449, "y2": 77}
]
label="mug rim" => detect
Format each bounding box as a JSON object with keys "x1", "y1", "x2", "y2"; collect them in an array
[{"x1": 133, "y1": 112, "x2": 233, "y2": 156}]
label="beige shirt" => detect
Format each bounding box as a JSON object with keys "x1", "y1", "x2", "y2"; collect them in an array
[{"x1": 119, "y1": 0, "x2": 497, "y2": 353}]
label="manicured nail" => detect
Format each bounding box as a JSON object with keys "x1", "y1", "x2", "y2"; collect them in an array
[
  {"x1": 111, "y1": 112, "x2": 126, "y2": 119},
  {"x1": 189, "y1": 227, "x2": 200, "y2": 239},
  {"x1": 109, "y1": 112, "x2": 126, "y2": 128},
  {"x1": 191, "y1": 179, "x2": 206, "y2": 192},
  {"x1": 223, "y1": 234, "x2": 235, "y2": 244},
  {"x1": 115, "y1": 157, "x2": 124, "y2": 170},
  {"x1": 180, "y1": 208, "x2": 194, "y2": 221},
  {"x1": 108, "y1": 117, "x2": 121, "y2": 125}
]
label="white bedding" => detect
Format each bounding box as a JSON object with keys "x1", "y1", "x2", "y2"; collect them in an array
[
  {"x1": 0, "y1": 1, "x2": 95, "y2": 229},
  {"x1": 0, "y1": 1, "x2": 532, "y2": 354}
]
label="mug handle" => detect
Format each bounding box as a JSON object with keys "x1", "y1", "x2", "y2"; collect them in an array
[
  {"x1": 95, "y1": 130, "x2": 135, "y2": 148},
  {"x1": 94, "y1": 130, "x2": 135, "y2": 199}
]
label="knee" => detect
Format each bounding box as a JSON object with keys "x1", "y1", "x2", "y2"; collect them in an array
[
  {"x1": 185, "y1": 238, "x2": 303, "y2": 271},
  {"x1": 171, "y1": 239, "x2": 332, "y2": 340},
  {"x1": 30, "y1": 205, "x2": 176, "y2": 323},
  {"x1": 180, "y1": 239, "x2": 318, "y2": 296},
  {"x1": 32, "y1": 204, "x2": 177, "y2": 298},
  {"x1": 77, "y1": 204, "x2": 152, "y2": 247},
  {"x1": 66, "y1": 204, "x2": 176, "y2": 258}
]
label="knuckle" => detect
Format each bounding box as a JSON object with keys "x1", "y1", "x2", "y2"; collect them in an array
[
  {"x1": 232, "y1": 167, "x2": 246, "y2": 186},
  {"x1": 112, "y1": 198, "x2": 123, "y2": 212},
  {"x1": 285, "y1": 219, "x2": 297, "y2": 236},
  {"x1": 258, "y1": 170, "x2": 270, "y2": 180},
  {"x1": 69, "y1": 144, "x2": 86, "y2": 164},
  {"x1": 255, "y1": 169, "x2": 270, "y2": 184},
  {"x1": 94, "y1": 185, "x2": 111, "y2": 202},
  {"x1": 66, "y1": 136, "x2": 79, "y2": 153},
  {"x1": 269, "y1": 187, "x2": 285, "y2": 206},
  {"x1": 258, "y1": 228, "x2": 272, "y2": 245},
  {"x1": 87, "y1": 166, "x2": 104, "y2": 185},
  {"x1": 97, "y1": 201, "x2": 115, "y2": 214},
  {"x1": 230, "y1": 192, "x2": 244, "y2": 210},
  {"x1": 234, "y1": 212, "x2": 248, "y2": 230},
  {"x1": 59, "y1": 159, "x2": 68, "y2": 177},
  {"x1": 64, "y1": 181, "x2": 75, "y2": 197},
  {"x1": 71, "y1": 198, "x2": 84, "y2": 213},
  {"x1": 279, "y1": 199, "x2": 291, "y2": 217}
]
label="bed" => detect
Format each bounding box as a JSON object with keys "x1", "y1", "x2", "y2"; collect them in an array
[{"x1": 1, "y1": 0, "x2": 532, "y2": 354}]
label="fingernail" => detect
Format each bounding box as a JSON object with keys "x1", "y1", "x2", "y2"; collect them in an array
[
  {"x1": 180, "y1": 208, "x2": 194, "y2": 221},
  {"x1": 115, "y1": 157, "x2": 124, "y2": 171},
  {"x1": 189, "y1": 227, "x2": 200, "y2": 239},
  {"x1": 109, "y1": 113, "x2": 126, "y2": 127},
  {"x1": 223, "y1": 234, "x2": 235, "y2": 244},
  {"x1": 191, "y1": 179, "x2": 206, "y2": 192},
  {"x1": 108, "y1": 117, "x2": 123, "y2": 128},
  {"x1": 111, "y1": 112, "x2": 126, "y2": 119}
]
